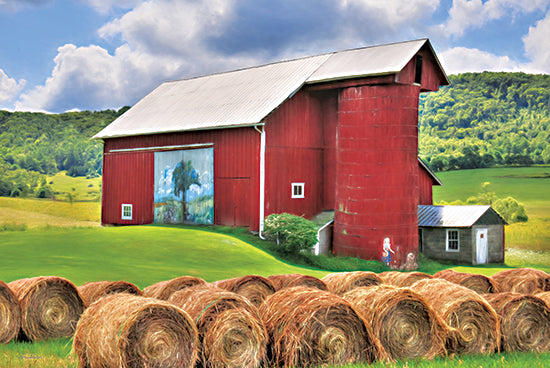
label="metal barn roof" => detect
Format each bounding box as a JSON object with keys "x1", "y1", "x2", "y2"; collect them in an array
[
  {"x1": 418, "y1": 205, "x2": 500, "y2": 227},
  {"x1": 94, "y1": 39, "x2": 448, "y2": 139}
]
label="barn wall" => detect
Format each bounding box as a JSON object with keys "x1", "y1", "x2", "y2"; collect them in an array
[
  {"x1": 333, "y1": 84, "x2": 421, "y2": 268},
  {"x1": 102, "y1": 127, "x2": 260, "y2": 229},
  {"x1": 397, "y1": 45, "x2": 446, "y2": 93},
  {"x1": 418, "y1": 164, "x2": 435, "y2": 205}
]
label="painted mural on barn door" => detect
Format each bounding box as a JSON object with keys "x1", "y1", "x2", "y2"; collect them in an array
[{"x1": 154, "y1": 148, "x2": 214, "y2": 225}]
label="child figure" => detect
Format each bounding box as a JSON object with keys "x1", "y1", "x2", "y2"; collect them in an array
[{"x1": 381, "y1": 237, "x2": 395, "y2": 266}]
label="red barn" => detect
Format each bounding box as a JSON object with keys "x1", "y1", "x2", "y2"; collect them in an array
[{"x1": 94, "y1": 38, "x2": 448, "y2": 269}]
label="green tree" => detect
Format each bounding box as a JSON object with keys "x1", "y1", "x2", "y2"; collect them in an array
[
  {"x1": 172, "y1": 160, "x2": 200, "y2": 221},
  {"x1": 263, "y1": 213, "x2": 318, "y2": 255}
]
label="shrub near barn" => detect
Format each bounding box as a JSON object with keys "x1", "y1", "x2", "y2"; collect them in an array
[{"x1": 262, "y1": 213, "x2": 318, "y2": 255}]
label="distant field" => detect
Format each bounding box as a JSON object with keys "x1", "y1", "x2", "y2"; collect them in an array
[{"x1": 47, "y1": 171, "x2": 102, "y2": 202}]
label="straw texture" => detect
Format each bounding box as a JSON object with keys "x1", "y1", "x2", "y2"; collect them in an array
[
  {"x1": 78, "y1": 281, "x2": 142, "y2": 307},
  {"x1": 411, "y1": 278, "x2": 500, "y2": 354},
  {"x1": 143, "y1": 276, "x2": 206, "y2": 300},
  {"x1": 434, "y1": 269, "x2": 499, "y2": 294},
  {"x1": 491, "y1": 268, "x2": 550, "y2": 294},
  {"x1": 344, "y1": 285, "x2": 447, "y2": 360},
  {"x1": 8, "y1": 276, "x2": 84, "y2": 341},
  {"x1": 267, "y1": 274, "x2": 327, "y2": 291},
  {"x1": 321, "y1": 271, "x2": 382, "y2": 295},
  {"x1": 380, "y1": 271, "x2": 433, "y2": 287},
  {"x1": 0, "y1": 280, "x2": 21, "y2": 344},
  {"x1": 74, "y1": 294, "x2": 198, "y2": 368},
  {"x1": 260, "y1": 286, "x2": 382, "y2": 367},
  {"x1": 212, "y1": 275, "x2": 275, "y2": 306},
  {"x1": 170, "y1": 285, "x2": 267, "y2": 368},
  {"x1": 484, "y1": 292, "x2": 550, "y2": 352}
]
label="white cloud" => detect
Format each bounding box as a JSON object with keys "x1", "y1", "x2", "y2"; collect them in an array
[
  {"x1": 443, "y1": 0, "x2": 550, "y2": 37},
  {"x1": 439, "y1": 47, "x2": 523, "y2": 74},
  {"x1": 80, "y1": 0, "x2": 143, "y2": 14},
  {"x1": 0, "y1": 0, "x2": 51, "y2": 12},
  {"x1": 0, "y1": 68, "x2": 25, "y2": 107},
  {"x1": 523, "y1": 10, "x2": 550, "y2": 73},
  {"x1": 340, "y1": 0, "x2": 439, "y2": 27}
]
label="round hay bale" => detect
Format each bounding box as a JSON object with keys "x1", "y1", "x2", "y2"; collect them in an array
[
  {"x1": 380, "y1": 271, "x2": 433, "y2": 287},
  {"x1": 0, "y1": 280, "x2": 21, "y2": 343},
  {"x1": 211, "y1": 275, "x2": 275, "y2": 306},
  {"x1": 410, "y1": 278, "x2": 500, "y2": 355},
  {"x1": 260, "y1": 286, "x2": 383, "y2": 367},
  {"x1": 491, "y1": 268, "x2": 550, "y2": 294},
  {"x1": 433, "y1": 269, "x2": 499, "y2": 294},
  {"x1": 343, "y1": 285, "x2": 447, "y2": 360},
  {"x1": 74, "y1": 294, "x2": 198, "y2": 368},
  {"x1": 536, "y1": 291, "x2": 550, "y2": 307},
  {"x1": 78, "y1": 281, "x2": 142, "y2": 307},
  {"x1": 8, "y1": 276, "x2": 84, "y2": 341},
  {"x1": 143, "y1": 276, "x2": 207, "y2": 300},
  {"x1": 170, "y1": 285, "x2": 267, "y2": 368},
  {"x1": 321, "y1": 271, "x2": 382, "y2": 295},
  {"x1": 484, "y1": 292, "x2": 550, "y2": 352},
  {"x1": 267, "y1": 274, "x2": 327, "y2": 291}
]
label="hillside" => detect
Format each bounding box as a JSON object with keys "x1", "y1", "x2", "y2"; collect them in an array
[{"x1": 419, "y1": 72, "x2": 550, "y2": 171}]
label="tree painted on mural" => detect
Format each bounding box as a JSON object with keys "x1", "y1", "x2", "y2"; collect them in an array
[{"x1": 172, "y1": 160, "x2": 201, "y2": 221}]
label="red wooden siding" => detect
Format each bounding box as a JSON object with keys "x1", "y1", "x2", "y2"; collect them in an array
[
  {"x1": 418, "y1": 163, "x2": 436, "y2": 205},
  {"x1": 102, "y1": 127, "x2": 260, "y2": 229},
  {"x1": 333, "y1": 84, "x2": 421, "y2": 267}
]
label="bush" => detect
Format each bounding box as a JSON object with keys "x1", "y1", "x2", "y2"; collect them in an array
[
  {"x1": 263, "y1": 213, "x2": 318, "y2": 254},
  {"x1": 493, "y1": 197, "x2": 528, "y2": 223}
]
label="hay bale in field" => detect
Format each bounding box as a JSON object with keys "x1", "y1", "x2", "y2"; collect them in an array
[
  {"x1": 0, "y1": 281, "x2": 21, "y2": 344},
  {"x1": 260, "y1": 286, "x2": 384, "y2": 367},
  {"x1": 170, "y1": 285, "x2": 267, "y2": 368},
  {"x1": 343, "y1": 285, "x2": 447, "y2": 360},
  {"x1": 267, "y1": 274, "x2": 327, "y2": 291},
  {"x1": 78, "y1": 281, "x2": 142, "y2": 307},
  {"x1": 484, "y1": 292, "x2": 550, "y2": 352},
  {"x1": 8, "y1": 276, "x2": 84, "y2": 341},
  {"x1": 379, "y1": 271, "x2": 433, "y2": 287},
  {"x1": 433, "y1": 269, "x2": 499, "y2": 294},
  {"x1": 74, "y1": 294, "x2": 198, "y2": 368},
  {"x1": 411, "y1": 278, "x2": 500, "y2": 355},
  {"x1": 537, "y1": 291, "x2": 550, "y2": 307},
  {"x1": 491, "y1": 268, "x2": 550, "y2": 294},
  {"x1": 211, "y1": 275, "x2": 275, "y2": 306},
  {"x1": 143, "y1": 276, "x2": 206, "y2": 300},
  {"x1": 321, "y1": 271, "x2": 382, "y2": 295}
]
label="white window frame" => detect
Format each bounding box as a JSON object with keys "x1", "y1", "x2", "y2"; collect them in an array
[
  {"x1": 291, "y1": 183, "x2": 305, "y2": 199},
  {"x1": 446, "y1": 229, "x2": 460, "y2": 252},
  {"x1": 121, "y1": 204, "x2": 133, "y2": 220}
]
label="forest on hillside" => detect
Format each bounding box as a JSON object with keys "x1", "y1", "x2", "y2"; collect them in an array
[
  {"x1": 0, "y1": 72, "x2": 549, "y2": 198},
  {"x1": 419, "y1": 72, "x2": 550, "y2": 171}
]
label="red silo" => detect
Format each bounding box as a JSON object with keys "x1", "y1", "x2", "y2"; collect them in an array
[{"x1": 333, "y1": 84, "x2": 421, "y2": 269}]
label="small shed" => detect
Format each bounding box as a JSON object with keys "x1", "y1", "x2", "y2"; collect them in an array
[{"x1": 418, "y1": 205, "x2": 507, "y2": 265}]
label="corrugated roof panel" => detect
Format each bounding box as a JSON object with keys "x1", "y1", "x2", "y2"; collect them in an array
[
  {"x1": 94, "y1": 54, "x2": 331, "y2": 139},
  {"x1": 307, "y1": 39, "x2": 427, "y2": 83},
  {"x1": 418, "y1": 205, "x2": 492, "y2": 227}
]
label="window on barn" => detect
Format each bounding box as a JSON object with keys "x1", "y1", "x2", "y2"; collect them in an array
[
  {"x1": 446, "y1": 229, "x2": 459, "y2": 252},
  {"x1": 121, "y1": 204, "x2": 133, "y2": 220},
  {"x1": 291, "y1": 183, "x2": 305, "y2": 199},
  {"x1": 415, "y1": 55, "x2": 423, "y2": 85}
]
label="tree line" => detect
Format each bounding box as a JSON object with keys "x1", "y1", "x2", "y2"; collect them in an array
[{"x1": 419, "y1": 72, "x2": 550, "y2": 171}]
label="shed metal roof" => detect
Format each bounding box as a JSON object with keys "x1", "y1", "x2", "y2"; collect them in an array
[
  {"x1": 94, "y1": 39, "x2": 448, "y2": 140},
  {"x1": 418, "y1": 205, "x2": 501, "y2": 227}
]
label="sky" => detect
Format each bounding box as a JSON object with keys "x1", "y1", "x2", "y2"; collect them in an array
[{"x1": 0, "y1": 0, "x2": 549, "y2": 113}]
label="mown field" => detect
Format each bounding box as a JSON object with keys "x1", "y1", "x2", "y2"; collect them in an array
[{"x1": 0, "y1": 166, "x2": 549, "y2": 367}]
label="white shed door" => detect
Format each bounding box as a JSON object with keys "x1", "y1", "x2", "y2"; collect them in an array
[{"x1": 476, "y1": 228, "x2": 488, "y2": 264}]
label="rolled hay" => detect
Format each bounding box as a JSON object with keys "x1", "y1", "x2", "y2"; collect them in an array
[
  {"x1": 267, "y1": 274, "x2": 327, "y2": 291},
  {"x1": 78, "y1": 281, "x2": 142, "y2": 307},
  {"x1": 0, "y1": 281, "x2": 21, "y2": 343},
  {"x1": 321, "y1": 271, "x2": 382, "y2": 295},
  {"x1": 143, "y1": 276, "x2": 207, "y2": 300},
  {"x1": 537, "y1": 291, "x2": 550, "y2": 307},
  {"x1": 170, "y1": 284, "x2": 267, "y2": 368},
  {"x1": 484, "y1": 292, "x2": 550, "y2": 352},
  {"x1": 260, "y1": 286, "x2": 384, "y2": 367},
  {"x1": 410, "y1": 278, "x2": 500, "y2": 355},
  {"x1": 74, "y1": 294, "x2": 198, "y2": 368},
  {"x1": 379, "y1": 271, "x2": 433, "y2": 287},
  {"x1": 8, "y1": 276, "x2": 84, "y2": 341},
  {"x1": 211, "y1": 275, "x2": 275, "y2": 306},
  {"x1": 433, "y1": 269, "x2": 499, "y2": 294},
  {"x1": 491, "y1": 268, "x2": 550, "y2": 294},
  {"x1": 343, "y1": 285, "x2": 447, "y2": 360}
]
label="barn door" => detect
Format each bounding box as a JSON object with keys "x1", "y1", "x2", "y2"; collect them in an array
[{"x1": 476, "y1": 228, "x2": 488, "y2": 264}]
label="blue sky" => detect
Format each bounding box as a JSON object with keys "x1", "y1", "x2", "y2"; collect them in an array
[{"x1": 0, "y1": 0, "x2": 549, "y2": 113}]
